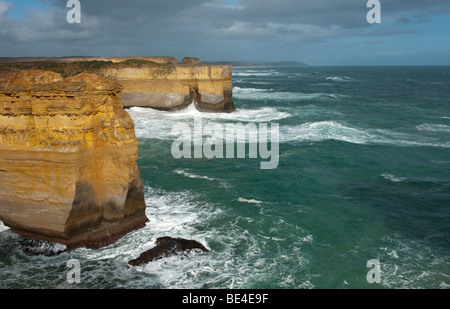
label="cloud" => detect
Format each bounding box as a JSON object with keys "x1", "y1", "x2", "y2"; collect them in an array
[
  {"x1": 0, "y1": 6, "x2": 102, "y2": 43},
  {"x1": 3, "y1": 0, "x2": 450, "y2": 44},
  {"x1": 217, "y1": 21, "x2": 338, "y2": 43},
  {"x1": 0, "y1": 1, "x2": 13, "y2": 38},
  {"x1": 0, "y1": 0, "x2": 449, "y2": 64},
  {"x1": 0, "y1": 1, "x2": 12, "y2": 15}
]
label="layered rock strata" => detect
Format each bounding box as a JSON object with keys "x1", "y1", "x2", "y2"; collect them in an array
[
  {"x1": 102, "y1": 64, "x2": 235, "y2": 113},
  {"x1": 0, "y1": 57, "x2": 236, "y2": 113},
  {"x1": 0, "y1": 70, "x2": 148, "y2": 249}
]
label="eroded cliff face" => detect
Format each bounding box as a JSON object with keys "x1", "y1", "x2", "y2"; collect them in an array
[
  {"x1": 102, "y1": 64, "x2": 235, "y2": 113},
  {"x1": 0, "y1": 70, "x2": 148, "y2": 249},
  {"x1": 0, "y1": 57, "x2": 236, "y2": 113}
]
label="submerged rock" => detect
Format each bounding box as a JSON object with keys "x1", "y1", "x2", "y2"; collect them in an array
[
  {"x1": 128, "y1": 237, "x2": 209, "y2": 266},
  {"x1": 0, "y1": 230, "x2": 66, "y2": 256}
]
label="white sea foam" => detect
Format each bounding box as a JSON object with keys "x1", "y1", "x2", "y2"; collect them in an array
[
  {"x1": 381, "y1": 173, "x2": 407, "y2": 183},
  {"x1": 129, "y1": 103, "x2": 290, "y2": 123},
  {"x1": 130, "y1": 107, "x2": 450, "y2": 149},
  {"x1": 250, "y1": 81, "x2": 273, "y2": 85},
  {"x1": 372, "y1": 128, "x2": 450, "y2": 148},
  {"x1": 238, "y1": 197, "x2": 263, "y2": 204},
  {"x1": 233, "y1": 71, "x2": 278, "y2": 77},
  {"x1": 280, "y1": 121, "x2": 372, "y2": 144},
  {"x1": 174, "y1": 169, "x2": 217, "y2": 181},
  {"x1": 279, "y1": 121, "x2": 450, "y2": 148},
  {"x1": 416, "y1": 123, "x2": 450, "y2": 133},
  {"x1": 379, "y1": 235, "x2": 448, "y2": 289},
  {"x1": 128, "y1": 104, "x2": 291, "y2": 140},
  {"x1": 113, "y1": 186, "x2": 314, "y2": 288},
  {"x1": 0, "y1": 221, "x2": 9, "y2": 233},
  {"x1": 233, "y1": 86, "x2": 327, "y2": 101},
  {"x1": 430, "y1": 160, "x2": 450, "y2": 164},
  {"x1": 118, "y1": 187, "x2": 299, "y2": 288},
  {"x1": 325, "y1": 76, "x2": 353, "y2": 82}
]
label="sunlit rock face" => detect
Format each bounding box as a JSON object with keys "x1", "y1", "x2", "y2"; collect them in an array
[
  {"x1": 0, "y1": 70, "x2": 148, "y2": 250},
  {"x1": 103, "y1": 64, "x2": 235, "y2": 113}
]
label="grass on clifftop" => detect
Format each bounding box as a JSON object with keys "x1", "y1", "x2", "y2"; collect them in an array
[{"x1": 0, "y1": 59, "x2": 176, "y2": 78}]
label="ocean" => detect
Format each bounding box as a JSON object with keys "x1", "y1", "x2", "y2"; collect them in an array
[{"x1": 1, "y1": 66, "x2": 449, "y2": 289}]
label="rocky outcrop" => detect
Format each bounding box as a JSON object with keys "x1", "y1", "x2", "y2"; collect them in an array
[
  {"x1": 128, "y1": 237, "x2": 209, "y2": 266},
  {"x1": 102, "y1": 64, "x2": 236, "y2": 113},
  {"x1": 0, "y1": 57, "x2": 236, "y2": 113},
  {"x1": 0, "y1": 70, "x2": 148, "y2": 250},
  {"x1": 181, "y1": 57, "x2": 202, "y2": 66}
]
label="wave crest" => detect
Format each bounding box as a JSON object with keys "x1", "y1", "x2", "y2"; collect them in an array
[{"x1": 325, "y1": 76, "x2": 353, "y2": 82}]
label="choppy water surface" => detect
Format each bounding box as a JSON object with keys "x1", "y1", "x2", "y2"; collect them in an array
[{"x1": 1, "y1": 66, "x2": 449, "y2": 289}]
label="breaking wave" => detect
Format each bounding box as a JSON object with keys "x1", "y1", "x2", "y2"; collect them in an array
[
  {"x1": 128, "y1": 104, "x2": 291, "y2": 140},
  {"x1": 325, "y1": 76, "x2": 354, "y2": 82},
  {"x1": 416, "y1": 123, "x2": 450, "y2": 133},
  {"x1": 381, "y1": 173, "x2": 407, "y2": 183},
  {"x1": 238, "y1": 198, "x2": 263, "y2": 204},
  {"x1": 233, "y1": 70, "x2": 279, "y2": 77},
  {"x1": 280, "y1": 121, "x2": 372, "y2": 144},
  {"x1": 174, "y1": 169, "x2": 217, "y2": 181},
  {"x1": 279, "y1": 121, "x2": 450, "y2": 148},
  {"x1": 233, "y1": 86, "x2": 330, "y2": 101}
]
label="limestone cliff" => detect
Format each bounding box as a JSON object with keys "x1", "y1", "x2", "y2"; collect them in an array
[
  {"x1": 102, "y1": 64, "x2": 235, "y2": 113},
  {"x1": 0, "y1": 70, "x2": 148, "y2": 249},
  {"x1": 0, "y1": 57, "x2": 236, "y2": 113}
]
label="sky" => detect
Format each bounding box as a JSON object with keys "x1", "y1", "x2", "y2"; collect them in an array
[{"x1": 0, "y1": 0, "x2": 449, "y2": 65}]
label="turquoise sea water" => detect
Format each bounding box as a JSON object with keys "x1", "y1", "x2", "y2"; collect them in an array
[{"x1": 1, "y1": 66, "x2": 449, "y2": 289}]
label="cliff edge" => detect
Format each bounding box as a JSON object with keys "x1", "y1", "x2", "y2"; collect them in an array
[
  {"x1": 103, "y1": 64, "x2": 235, "y2": 112},
  {"x1": 0, "y1": 70, "x2": 148, "y2": 249},
  {"x1": 0, "y1": 57, "x2": 236, "y2": 113}
]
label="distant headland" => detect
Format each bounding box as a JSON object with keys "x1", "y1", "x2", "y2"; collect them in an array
[{"x1": 203, "y1": 61, "x2": 308, "y2": 67}]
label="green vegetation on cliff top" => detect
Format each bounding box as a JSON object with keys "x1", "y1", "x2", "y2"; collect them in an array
[{"x1": 0, "y1": 59, "x2": 176, "y2": 78}]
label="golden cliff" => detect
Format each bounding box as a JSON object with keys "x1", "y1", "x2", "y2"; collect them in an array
[
  {"x1": 0, "y1": 70, "x2": 148, "y2": 249},
  {"x1": 103, "y1": 64, "x2": 235, "y2": 112},
  {"x1": 0, "y1": 57, "x2": 236, "y2": 113}
]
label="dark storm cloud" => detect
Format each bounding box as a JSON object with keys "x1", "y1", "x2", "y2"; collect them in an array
[
  {"x1": 206, "y1": 0, "x2": 450, "y2": 40},
  {"x1": 235, "y1": 0, "x2": 450, "y2": 26},
  {"x1": 0, "y1": 0, "x2": 449, "y2": 61}
]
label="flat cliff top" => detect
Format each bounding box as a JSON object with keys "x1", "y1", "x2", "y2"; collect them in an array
[
  {"x1": 0, "y1": 57, "x2": 231, "y2": 79},
  {"x1": 0, "y1": 56, "x2": 177, "y2": 65},
  {"x1": 0, "y1": 69, "x2": 121, "y2": 93},
  {"x1": 0, "y1": 59, "x2": 176, "y2": 78}
]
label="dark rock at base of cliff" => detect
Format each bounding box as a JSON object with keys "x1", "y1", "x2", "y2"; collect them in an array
[
  {"x1": 128, "y1": 236, "x2": 209, "y2": 266},
  {"x1": 0, "y1": 230, "x2": 66, "y2": 256}
]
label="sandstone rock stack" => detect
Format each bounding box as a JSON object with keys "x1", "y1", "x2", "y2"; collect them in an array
[
  {"x1": 102, "y1": 64, "x2": 235, "y2": 113},
  {"x1": 0, "y1": 70, "x2": 148, "y2": 249}
]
